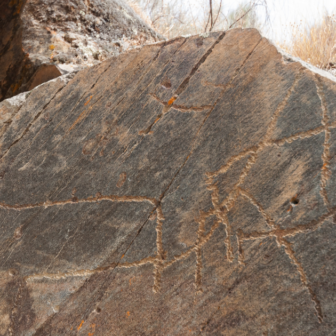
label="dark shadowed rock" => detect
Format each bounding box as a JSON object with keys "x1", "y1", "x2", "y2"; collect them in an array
[
  {"x1": 0, "y1": 0, "x2": 163, "y2": 102},
  {"x1": 1, "y1": 28, "x2": 336, "y2": 335}
]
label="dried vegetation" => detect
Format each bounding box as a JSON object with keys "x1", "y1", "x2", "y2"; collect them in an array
[
  {"x1": 127, "y1": 0, "x2": 267, "y2": 39},
  {"x1": 280, "y1": 14, "x2": 336, "y2": 72},
  {"x1": 127, "y1": 0, "x2": 336, "y2": 74}
]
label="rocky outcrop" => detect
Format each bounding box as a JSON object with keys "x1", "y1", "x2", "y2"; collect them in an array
[
  {"x1": 0, "y1": 0, "x2": 162, "y2": 102},
  {"x1": 1, "y1": 28, "x2": 336, "y2": 335}
]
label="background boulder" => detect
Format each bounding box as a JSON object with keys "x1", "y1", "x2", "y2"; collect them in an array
[{"x1": 0, "y1": 0, "x2": 163, "y2": 102}]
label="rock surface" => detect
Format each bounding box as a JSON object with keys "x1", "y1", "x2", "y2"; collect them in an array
[
  {"x1": 1, "y1": 28, "x2": 336, "y2": 335},
  {"x1": 0, "y1": 0, "x2": 162, "y2": 102}
]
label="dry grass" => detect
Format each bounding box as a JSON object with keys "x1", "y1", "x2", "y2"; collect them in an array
[
  {"x1": 128, "y1": 0, "x2": 336, "y2": 73},
  {"x1": 126, "y1": 0, "x2": 267, "y2": 39},
  {"x1": 280, "y1": 14, "x2": 336, "y2": 70},
  {"x1": 128, "y1": 1, "x2": 154, "y2": 28}
]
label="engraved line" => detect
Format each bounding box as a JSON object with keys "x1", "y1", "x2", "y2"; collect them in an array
[
  {"x1": 153, "y1": 206, "x2": 164, "y2": 293},
  {"x1": 223, "y1": 213, "x2": 234, "y2": 262},
  {"x1": 0, "y1": 194, "x2": 158, "y2": 211},
  {"x1": 206, "y1": 146, "x2": 257, "y2": 181},
  {"x1": 238, "y1": 188, "x2": 276, "y2": 231},
  {"x1": 280, "y1": 237, "x2": 323, "y2": 322},
  {"x1": 268, "y1": 126, "x2": 325, "y2": 147}
]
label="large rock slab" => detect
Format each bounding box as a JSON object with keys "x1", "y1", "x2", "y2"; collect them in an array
[
  {"x1": 1, "y1": 28, "x2": 336, "y2": 335},
  {"x1": 0, "y1": 0, "x2": 162, "y2": 102}
]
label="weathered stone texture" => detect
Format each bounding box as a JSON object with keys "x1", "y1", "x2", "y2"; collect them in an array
[
  {"x1": 1, "y1": 28, "x2": 336, "y2": 335},
  {"x1": 0, "y1": 0, "x2": 162, "y2": 102}
]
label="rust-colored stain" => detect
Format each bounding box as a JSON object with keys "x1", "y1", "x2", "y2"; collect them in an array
[
  {"x1": 16, "y1": 0, "x2": 25, "y2": 14},
  {"x1": 77, "y1": 320, "x2": 84, "y2": 331},
  {"x1": 9, "y1": 0, "x2": 25, "y2": 14},
  {"x1": 121, "y1": 254, "x2": 125, "y2": 259},
  {"x1": 69, "y1": 107, "x2": 93, "y2": 131},
  {"x1": 12, "y1": 83, "x2": 20, "y2": 94},
  {"x1": 167, "y1": 96, "x2": 177, "y2": 105},
  {"x1": 84, "y1": 95, "x2": 93, "y2": 106},
  {"x1": 126, "y1": 311, "x2": 130, "y2": 318}
]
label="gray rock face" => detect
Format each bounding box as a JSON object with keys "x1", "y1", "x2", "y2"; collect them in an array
[
  {"x1": 1, "y1": 28, "x2": 336, "y2": 335},
  {"x1": 0, "y1": 0, "x2": 162, "y2": 102}
]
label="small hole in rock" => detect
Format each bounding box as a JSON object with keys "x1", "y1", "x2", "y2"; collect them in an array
[
  {"x1": 9, "y1": 269, "x2": 18, "y2": 276},
  {"x1": 290, "y1": 197, "x2": 299, "y2": 206},
  {"x1": 95, "y1": 307, "x2": 102, "y2": 313}
]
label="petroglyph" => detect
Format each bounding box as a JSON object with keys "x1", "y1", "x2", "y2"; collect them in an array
[{"x1": 12, "y1": 67, "x2": 336, "y2": 325}]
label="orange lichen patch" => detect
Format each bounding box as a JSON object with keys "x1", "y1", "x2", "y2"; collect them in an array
[
  {"x1": 69, "y1": 107, "x2": 92, "y2": 131},
  {"x1": 84, "y1": 95, "x2": 93, "y2": 106},
  {"x1": 167, "y1": 96, "x2": 177, "y2": 105},
  {"x1": 121, "y1": 254, "x2": 125, "y2": 259},
  {"x1": 77, "y1": 320, "x2": 85, "y2": 331},
  {"x1": 126, "y1": 311, "x2": 130, "y2": 318},
  {"x1": 49, "y1": 44, "x2": 55, "y2": 50}
]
